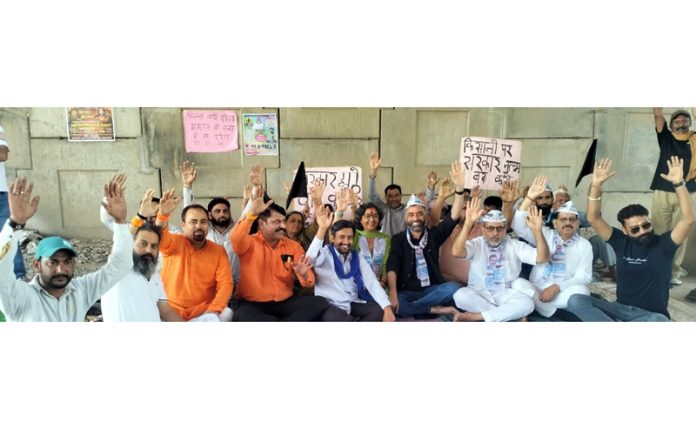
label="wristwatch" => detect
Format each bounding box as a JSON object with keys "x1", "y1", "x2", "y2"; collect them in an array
[
  {"x1": 673, "y1": 179, "x2": 686, "y2": 188},
  {"x1": 8, "y1": 219, "x2": 25, "y2": 230}
]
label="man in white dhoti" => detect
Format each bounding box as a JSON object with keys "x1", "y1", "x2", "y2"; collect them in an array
[
  {"x1": 511, "y1": 176, "x2": 592, "y2": 318},
  {"x1": 450, "y1": 197, "x2": 549, "y2": 322}
]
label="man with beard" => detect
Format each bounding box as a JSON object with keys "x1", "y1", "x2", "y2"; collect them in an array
[
  {"x1": 650, "y1": 108, "x2": 696, "y2": 287},
  {"x1": 230, "y1": 193, "x2": 328, "y2": 321},
  {"x1": 100, "y1": 223, "x2": 182, "y2": 322},
  {"x1": 0, "y1": 176, "x2": 134, "y2": 322},
  {"x1": 451, "y1": 198, "x2": 549, "y2": 322},
  {"x1": 155, "y1": 190, "x2": 234, "y2": 322},
  {"x1": 180, "y1": 161, "x2": 240, "y2": 286},
  {"x1": 306, "y1": 210, "x2": 395, "y2": 322},
  {"x1": 567, "y1": 157, "x2": 695, "y2": 321},
  {"x1": 386, "y1": 161, "x2": 467, "y2": 319},
  {"x1": 512, "y1": 178, "x2": 592, "y2": 319},
  {"x1": 368, "y1": 152, "x2": 407, "y2": 236}
]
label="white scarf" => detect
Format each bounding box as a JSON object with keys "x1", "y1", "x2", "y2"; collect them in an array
[
  {"x1": 406, "y1": 228, "x2": 430, "y2": 287},
  {"x1": 484, "y1": 236, "x2": 508, "y2": 293}
]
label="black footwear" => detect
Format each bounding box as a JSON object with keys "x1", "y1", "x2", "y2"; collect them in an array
[{"x1": 685, "y1": 288, "x2": 696, "y2": 303}]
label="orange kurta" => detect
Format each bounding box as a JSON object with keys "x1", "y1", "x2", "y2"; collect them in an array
[
  {"x1": 231, "y1": 217, "x2": 314, "y2": 302},
  {"x1": 159, "y1": 228, "x2": 233, "y2": 320}
]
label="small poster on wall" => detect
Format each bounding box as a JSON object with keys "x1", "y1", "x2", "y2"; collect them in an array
[
  {"x1": 242, "y1": 113, "x2": 278, "y2": 156},
  {"x1": 460, "y1": 136, "x2": 522, "y2": 190},
  {"x1": 66, "y1": 107, "x2": 115, "y2": 141},
  {"x1": 182, "y1": 110, "x2": 239, "y2": 153}
]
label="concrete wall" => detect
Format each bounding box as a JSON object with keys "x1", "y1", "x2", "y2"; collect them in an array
[{"x1": 2, "y1": 107, "x2": 695, "y2": 271}]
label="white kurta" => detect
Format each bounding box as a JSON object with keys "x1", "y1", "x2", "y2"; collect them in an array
[
  {"x1": 512, "y1": 210, "x2": 592, "y2": 316},
  {"x1": 453, "y1": 236, "x2": 538, "y2": 322},
  {"x1": 101, "y1": 270, "x2": 168, "y2": 322},
  {"x1": 307, "y1": 237, "x2": 391, "y2": 313}
]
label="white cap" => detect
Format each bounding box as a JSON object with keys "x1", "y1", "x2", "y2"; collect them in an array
[
  {"x1": 481, "y1": 210, "x2": 507, "y2": 224},
  {"x1": 556, "y1": 201, "x2": 579, "y2": 216},
  {"x1": 406, "y1": 194, "x2": 426, "y2": 209}
]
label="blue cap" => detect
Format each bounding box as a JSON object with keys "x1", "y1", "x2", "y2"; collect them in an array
[{"x1": 35, "y1": 236, "x2": 77, "y2": 260}]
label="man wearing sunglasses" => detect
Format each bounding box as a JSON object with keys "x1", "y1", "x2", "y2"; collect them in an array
[
  {"x1": 650, "y1": 108, "x2": 696, "y2": 287},
  {"x1": 512, "y1": 176, "x2": 592, "y2": 320},
  {"x1": 567, "y1": 157, "x2": 695, "y2": 321}
]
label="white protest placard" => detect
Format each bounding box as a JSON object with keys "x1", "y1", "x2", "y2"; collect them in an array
[
  {"x1": 460, "y1": 136, "x2": 522, "y2": 190},
  {"x1": 292, "y1": 166, "x2": 363, "y2": 213}
]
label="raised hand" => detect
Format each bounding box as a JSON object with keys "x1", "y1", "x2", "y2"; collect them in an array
[
  {"x1": 369, "y1": 152, "x2": 382, "y2": 176},
  {"x1": 102, "y1": 173, "x2": 128, "y2": 224},
  {"x1": 526, "y1": 176, "x2": 548, "y2": 200},
  {"x1": 525, "y1": 205, "x2": 544, "y2": 231},
  {"x1": 591, "y1": 158, "x2": 616, "y2": 187},
  {"x1": 660, "y1": 156, "x2": 685, "y2": 184},
  {"x1": 138, "y1": 188, "x2": 160, "y2": 218},
  {"x1": 499, "y1": 180, "x2": 521, "y2": 203},
  {"x1": 249, "y1": 163, "x2": 264, "y2": 187},
  {"x1": 471, "y1": 185, "x2": 482, "y2": 200},
  {"x1": 249, "y1": 194, "x2": 273, "y2": 216},
  {"x1": 309, "y1": 179, "x2": 326, "y2": 204},
  {"x1": 158, "y1": 188, "x2": 181, "y2": 216},
  {"x1": 180, "y1": 160, "x2": 197, "y2": 188},
  {"x1": 438, "y1": 178, "x2": 455, "y2": 200},
  {"x1": 449, "y1": 160, "x2": 467, "y2": 191},
  {"x1": 427, "y1": 171, "x2": 439, "y2": 190},
  {"x1": 292, "y1": 254, "x2": 314, "y2": 278},
  {"x1": 8, "y1": 177, "x2": 40, "y2": 225},
  {"x1": 335, "y1": 188, "x2": 349, "y2": 212},
  {"x1": 464, "y1": 195, "x2": 485, "y2": 225},
  {"x1": 348, "y1": 188, "x2": 360, "y2": 207},
  {"x1": 316, "y1": 205, "x2": 334, "y2": 230}
]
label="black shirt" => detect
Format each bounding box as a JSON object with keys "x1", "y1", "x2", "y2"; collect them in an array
[{"x1": 650, "y1": 125, "x2": 696, "y2": 192}]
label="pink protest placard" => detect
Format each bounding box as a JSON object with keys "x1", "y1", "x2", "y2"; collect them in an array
[
  {"x1": 182, "y1": 110, "x2": 239, "y2": 153},
  {"x1": 460, "y1": 136, "x2": 522, "y2": 190}
]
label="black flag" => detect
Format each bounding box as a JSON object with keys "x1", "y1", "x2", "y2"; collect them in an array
[
  {"x1": 286, "y1": 161, "x2": 308, "y2": 209},
  {"x1": 575, "y1": 138, "x2": 598, "y2": 188}
]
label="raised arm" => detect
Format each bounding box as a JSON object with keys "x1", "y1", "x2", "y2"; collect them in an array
[
  {"x1": 653, "y1": 107, "x2": 666, "y2": 133},
  {"x1": 662, "y1": 156, "x2": 696, "y2": 245},
  {"x1": 526, "y1": 205, "x2": 549, "y2": 263},
  {"x1": 428, "y1": 177, "x2": 454, "y2": 226},
  {"x1": 180, "y1": 160, "x2": 197, "y2": 207},
  {"x1": 499, "y1": 179, "x2": 521, "y2": 231},
  {"x1": 368, "y1": 152, "x2": 385, "y2": 205},
  {"x1": 451, "y1": 195, "x2": 485, "y2": 258},
  {"x1": 449, "y1": 160, "x2": 467, "y2": 222},
  {"x1": 587, "y1": 158, "x2": 616, "y2": 241}
]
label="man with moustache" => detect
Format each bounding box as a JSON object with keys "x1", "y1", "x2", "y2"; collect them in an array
[
  {"x1": 0, "y1": 176, "x2": 134, "y2": 322},
  {"x1": 567, "y1": 157, "x2": 695, "y2": 321},
  {"x1": 386, "y1": 161, "x2": 467, "y2": 319},
  {"x1": 307, "y1": 209, "x2": 396, "y2": 322},
  {"x1": 650, "y1": 108, "x2": 696, "y2": 287},
  {"x1": 155, "y1": 190, "x2": 234, "y2": 322},
  {"x1": 180, "y1": 161, "x2": 240, "y2": 286},
  {"x1": 100, "y1": 223, "x2": 183, "y2": 322},
  {"x1": 230, "y1": 193, "x2": 328, "y2": 321},
  {"x1": 368, "y1": 152, "x2": 407, "y2": 236},
  {"x1": 451, "y1": 196, "x2": 549, "y2": 322},
  {"x1": 512, "y1": 176, "x2": 592, "y2": 319}
]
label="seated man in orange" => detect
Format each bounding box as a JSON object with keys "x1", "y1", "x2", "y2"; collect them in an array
[
  {"x1": 231, "y1": 192, "x2": 328, "y2": 321},
  {"x1": 154, "y1": 189, "x2": 233, "y2": 322}
]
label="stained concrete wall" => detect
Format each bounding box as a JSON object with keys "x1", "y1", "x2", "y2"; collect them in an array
[{"x1": 2, "y1": 107, "x2": 695, "y2": 272}]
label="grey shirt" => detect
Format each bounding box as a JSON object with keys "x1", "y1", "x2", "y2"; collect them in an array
[{"x1": 368, "y1": 176, "x2": 405, "y2": 237}]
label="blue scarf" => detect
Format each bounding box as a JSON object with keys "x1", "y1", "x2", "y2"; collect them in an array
[{"x1": 328, "y1": 245, "x2": 374, "y2": 302}]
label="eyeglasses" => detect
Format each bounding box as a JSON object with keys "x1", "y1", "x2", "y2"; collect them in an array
[
  {"x1": 362, "y1": 214, "x2": 380, "y2": 219},
  {"x1": 556, "y1": 217, "x2": 578, "y2": 223},
  {"x1": 483, "y1": 225, "x2": 506, "y2": 233},
  {"x1": 628, "y1": 221, "x2": 652, "y2": 235}
]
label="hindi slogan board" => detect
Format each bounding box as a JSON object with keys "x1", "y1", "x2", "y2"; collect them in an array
[
  {"x1": 460, "y1": 136, "x2": 522, "y2": 190},
  {"x1": 182, "y1": 110, "x2": 238, "y2": 153},
  {"x1": 242, "y1": 113, "x2": 279, "y2": 156},
  {"x1": 292, "y1": 166, "x2": 363, "y2": 213},
  {"x1": 66, "y1": 107, "x2": 115, "y2": 141}
]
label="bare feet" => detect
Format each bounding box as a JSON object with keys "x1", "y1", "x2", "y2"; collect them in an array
[
  {"x1": 430, "y1": 305, "x2": 460, "y2": 316},
  {"x1": 515, "y1": 316, "x2": 528, "y2": 322},
  {"x1": 453, "y1": 312, "x2": 484, "y2": 322}
]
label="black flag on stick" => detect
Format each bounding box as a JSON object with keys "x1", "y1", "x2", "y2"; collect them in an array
[
  {"x1": 575, "y1": 138, "x2": 598, "y2": 188},
  {"x1": 286, "y1": 161, "x2": 308, "y2": 209}
]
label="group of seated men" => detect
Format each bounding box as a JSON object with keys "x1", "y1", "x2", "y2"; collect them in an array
[{"x1": 0, "y1": 149, "x2": 693, "y2": 322}]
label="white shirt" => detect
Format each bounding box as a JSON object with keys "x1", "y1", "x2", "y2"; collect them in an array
[
  {"x1": 101, "y1": 270, "x2": 168, "y2": 322},
  {"x1": 0, "y1": 222, "x2": 133, "y2": 321},
  {"x1": 307, "y1": 237, "x2": 391, "y2": 313},
  {"x1": 512, "y1": 209, "x2": 593, "y2": 291},
  {"x1": 464, "y1": 236, "x2": 537, "y2": 294}
]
